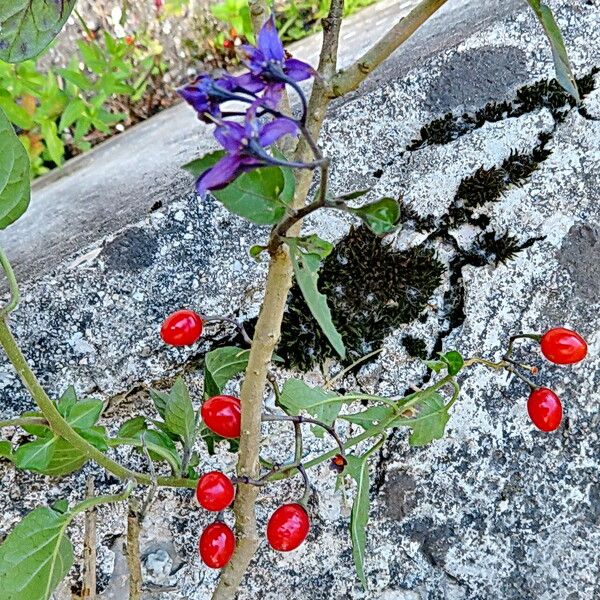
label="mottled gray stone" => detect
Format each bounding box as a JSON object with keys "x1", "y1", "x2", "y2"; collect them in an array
[{"x1": 3, "y1": 1, "x2": 600, "y2": 600}]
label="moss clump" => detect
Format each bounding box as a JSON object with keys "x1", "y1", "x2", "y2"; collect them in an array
[
  {"x1": 278, "y1": 227, "x2": 444, "y2": 370},
  {"x1": 407, "y1": 68, "x2": 598, "y2": 150},
  {"x1": 466, "y1": 231, "x2": 545, "y2": 266},
  {"x1": 402, "y1": 335, "x2": 428, "y2": 359}
]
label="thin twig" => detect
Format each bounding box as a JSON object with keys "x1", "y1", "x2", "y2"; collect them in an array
[
  {"x1": 331, "y1": 0, "x2": 450, "y2": 97},
  {"x1": 139, "y1": 433, "x2": 158, "y2": 520},
  {"x1": 82, "y1": 478, "x2": 97, "y2": 600},
  {"x1": 126, "y1": 499, "x2": 143, "y2": 600},
  {"x1": 0, "y1": 247, "x2": 20, "y2": 317}
]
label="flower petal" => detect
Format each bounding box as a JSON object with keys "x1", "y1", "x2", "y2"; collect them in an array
[
  {"x1": 231, "y1": 72, "x2": 265, "y2": 94},
  {"x1": 260, "y1": 83, "x2": 285, "y2": 109},
  {"x1": 259, "y1": 118, "x2": 299, "y2": 147},
  {"x1": 284, "y1": 58, "x2": 316, "y2": 82},
  {"x1": 258, "y1": 16, "x2": 284, "y2": 62},
  {"x1": 214, "y1": 121, "x2": 246, "y2": 152},
  {"x1": 196, "y1": 154, "x2": 243, "y2": 197},
  {"x1": 240, "y1": 45, "x2": 266, "y2": 73}
]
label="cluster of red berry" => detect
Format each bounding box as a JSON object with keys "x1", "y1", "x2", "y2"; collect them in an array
[
  {"x1": 527, "y1": 328, "x2": 588, "y2": 432},
  {"x1": 197, "y1": 397, "x2": 310, "y2": 567},
  {"x1": 161, "y1": 310, "x2": 311, "y2": 568}
]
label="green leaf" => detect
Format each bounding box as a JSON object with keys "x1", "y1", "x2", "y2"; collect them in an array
[
  {"x1": 66, "y1": 399, "x2": 104, "y2": 429},
  {"x1": 40, "y1": 120, "x2": 64, "y2": 166},
  {"x1": 115, "y1": 430, "x2": 182, "y2": 474},
  {"x1": 0, "y1": 107, "x2": 30, "y2": 229},
  {"x1": 0, "y1": 506, "x2": 73, "y2": 599},
  {"x1": 0, "y1": 92, "x2": 34, "y2": 129},
  {"x1": 41, "y1": 439, "x2": 87, "y2": 477},
  {"x1": 439, "y1": 350, "x2": 464, "y2": 376},
  {"x1": 288, "y1": 241, "x2": 346, "y2": 359},
  {"x1": 249, "y1": 244, "x2": 267, "y2": 261},
  {"x1": 336, "y1": 188, "x2": 371, "y2": 201},
  {"x1": 0, "y1": 0, "x2": 78, "y2": 62},
  {"x1": 408, "y1": 392, "x2": 450, "y2": 446},
  {"x1": 345, "y1": 452, "x2": 374, "y2": 589},
  {"x1": 51, "y1": 499, "x2": 68, "y2": 514},
  {"x1": 0, "y1": 440, "x2": 13, "y2": 460},
  {"x1": 59, "y1": 99, "x2": 86, "y2": 130},
  {"x1": 294, "y1": 234, "x2": 333, "y2": 259},
  {"x1": 279, "y1": 379, "x2": 341, "y2": 434},
  {"x1": 204, "y1": 346, "x2": 250, "y2": 398},
  {"x1": 341, "y1": 405, "x2": 394, "y2": 431},
  {"x1": 118, "y1": 416, "x2": 147, "y2": 438},
  {"x1": 272, "y1": 148, "x2": 296, "y2": 203},
  {"x1": 56, "y1": 386, "x2": 77, "y2": 418},
  {"x1": 526, "y1": 0, "x2": 580, "y2": 101},
  {"x1": 76, "y1": 426, "x2": 108, "y2": 451},
  {"x1": 56, "y1": 67, "x2": 94, "y2": 92},
  {"x1": 424, "y1": 359, "x2": 445, "y2": 373},
  {"x1": 149, "y1": 389, "x2": 169, "y2": 419},
  {"x1": 352, "y1": 198, "x2": 400, "y2": 235},
  {"x1": 182, "y1": 151, "x2": 289, "y2": 224},
  {"x1": 20, "y1": 411, "x2": 48, "y2": 436},
  {"x1": 163, "y1": 377, "x2": 196, "y2": 448},
  {"x1": 14, "y1": 437, "x2": 57, "y2": 471}
]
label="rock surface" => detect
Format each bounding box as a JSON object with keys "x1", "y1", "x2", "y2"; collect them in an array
[{"x1": 1, "y1": 1, "x2": 600, "y2": 599}]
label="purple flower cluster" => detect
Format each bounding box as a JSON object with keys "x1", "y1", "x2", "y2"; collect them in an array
[{"x1": 178, "y1": 16, "x2": 316, "y2": 196}]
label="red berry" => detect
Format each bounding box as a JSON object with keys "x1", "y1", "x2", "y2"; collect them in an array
[
  {"x1": 540, "y1": 327, "x2": 587, "y2": 365},
  {"x1": 199, "y1": 522, "x2": 235, "y2": 568},
  {"x1": 266, "y1": 503, "x2": 310, "y2": 552},
  {"x1": 160, "y1": 310, "x2": 203, "y2": 346},
  {"x1": 196, "y1": 471, "x2": 235, "y2": 511},
  {"x1": 201, "y1": 395, "x2": 241, "y2": 438},
  {"x1": 527, "y1": 387, "x2": 563, "y2": 432}
]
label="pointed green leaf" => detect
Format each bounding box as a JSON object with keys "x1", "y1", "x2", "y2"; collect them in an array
[
  {"x1": 149, "y1": 389, "x2": 169, "y2": 419},
  {"x1": 14, "y1": 437, "x2": 57, "y2": 471},
  {"x1": 0, "y1": 1, "x2": 78, "y2": 62},
  {"x1": 0, "y1": 440, "x2": 13, "y2": 460},
  {"x1": 164, "y1": 377, "x2": 196, "y2": 448},
  {"x1": 439, "y1": 350, "x2": 464, "y2": 376},
  {"x1": 56, "y1": 386, "x2": 77, "y2": 418},
  {"x1": 118, "y1": 416, "x2": 147, "y2": 438},
  {"x1": 0, "y1": 107, "x2": 30, "y2": 229},
  {"x1": 0, "y1": 506, "x2": 73, "y2": 599},
  {"x1": 526, "y1": 0, "x2": 580, "y2": 101},
  {"x1": 408, "y1": 392, "x2": 450, "y2": 446},
  {"x1": 41, "y1": 439, "x2": 87, "y2": 477},
  {"x1": 279, "y1": 379, "x2": 341, "y2": 433},
  {"x1": 352, "y1": 198, "x2": 400, "y2": 235},
  {"x1": 204, "y1": 346, "x2": 250, "y2": 398},
  {"x1": 341, "y1": 405, "x2": 394, "y2": 431},
  {"x1": 288, "y1": 241, "x2": 346, "y2": 359},
  {"x1": 66, "y1": 399, "x2": 104, "y2": 429}
]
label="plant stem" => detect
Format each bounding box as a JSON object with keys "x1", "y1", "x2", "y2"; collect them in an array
[
  {"x1": 331, "y1": 0, "x2": 450, "y2": 97},
  {"x1": 82, "y1": 478, "x2": 97, "y2": 600},
  {"x1": 0, "y1": 318, "x2": 195, "y2": 489},
  {"x1": 0, "y1": 248, "x2": 20, "y2": 317},
  {"x1": 126, "y1": 499, "x2": 143, "y2": 600},
  {"x1": 0, "y1": 416, "x2": 48, "y2": 429}
]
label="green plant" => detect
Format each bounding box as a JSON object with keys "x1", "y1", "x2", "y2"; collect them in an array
[{"x1": 0, "y1": 28, "x2": 165, "y2": 177}]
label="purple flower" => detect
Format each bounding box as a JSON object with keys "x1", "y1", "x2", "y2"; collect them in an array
[
  {"x1": 197, "y1": 111, "x2": 299, "y2": 197},
  {"x1": 240, "y1": 16, "x2": 315, "y2": 89},
  {"x1": 178, "y1": 74, "x2": 237, "y2": 121}
]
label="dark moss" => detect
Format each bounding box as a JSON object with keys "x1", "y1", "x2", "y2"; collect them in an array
[
  {"x1": 278, "y1": 227, "x2": 444, "y2": 370},
  {"x1": 408, "y1": 68, "x2": 598, "y2": 150},
  {"x1": 466, "y1": 231, "x2": 545, "y2": 266},
  {"x1": 402, "y1": 335, "x2": 428, "y2": 359}
]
